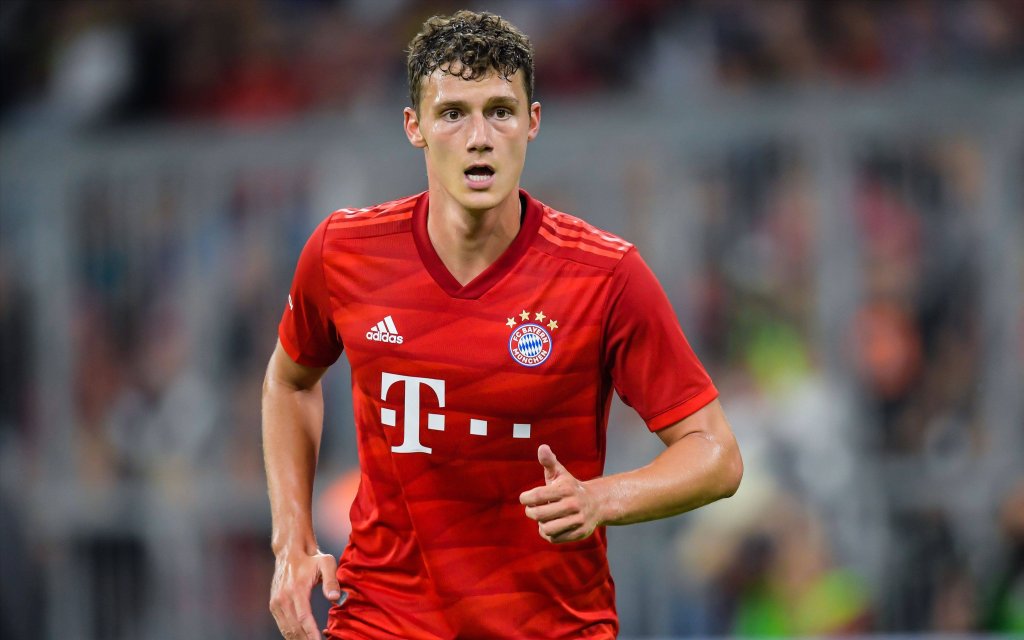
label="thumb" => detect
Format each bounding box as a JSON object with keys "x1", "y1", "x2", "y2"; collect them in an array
[
  {"x1": 318, "y1": 555, "x2": 342, "y2": 602},
  {"x1": 537, "y1": 444, "x2": 564, "y2": 484}
]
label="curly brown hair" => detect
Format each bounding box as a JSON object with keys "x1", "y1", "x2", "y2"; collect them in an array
[{"x1": 406, "y1": 10, "x2": 534, "y2": 111}]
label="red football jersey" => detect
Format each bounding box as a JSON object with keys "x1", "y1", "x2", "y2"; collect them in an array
[{"x1": 278, "y1": 190, "x2": 717, "y2": 639}]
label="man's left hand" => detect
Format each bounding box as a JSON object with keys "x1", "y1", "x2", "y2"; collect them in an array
[{"x1": 519, "y1": 445, "x2": 602, "y2": 543}]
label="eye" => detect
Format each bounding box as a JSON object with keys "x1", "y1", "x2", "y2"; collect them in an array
[
  {"x1": 493, "y1": 107, "x2": 511, "y2": 119},
  {"x1": 442, "y1": 110, "x2": 461, "y2": 121}
]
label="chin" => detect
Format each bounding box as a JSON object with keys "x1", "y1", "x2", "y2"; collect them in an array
[{"x1": 458, "y1": 190, "x2": 507, "y2": 212}]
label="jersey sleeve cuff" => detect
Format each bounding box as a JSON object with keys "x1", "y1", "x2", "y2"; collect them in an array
[
  {"x1": 278, "y1": 327, "x2": 338, "y2": 369},
  {"x1": 645, "y1": 384, "x2": 719, "y2": 432}
]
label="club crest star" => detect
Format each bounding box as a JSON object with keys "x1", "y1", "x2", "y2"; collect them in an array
[
  {"x1": 506, "y1": 317, "x2": 517, "y2": 328},
  {"x1": 534, "y1": 311, "x2": 546, "y2": 322},
  {"x1": 519, "y1": 310, "x2": 530, "y2": 321},
  {"x1": 547, "y1": 319, "x2": 558, "y2": 330}
]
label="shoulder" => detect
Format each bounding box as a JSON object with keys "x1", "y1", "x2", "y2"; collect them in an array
[
  {"x1": 533, "y1": 201, "x2": 634, "y2": 271},
  {"x1": 322, "y1": 192, "x2": 421, "y2": 240}
]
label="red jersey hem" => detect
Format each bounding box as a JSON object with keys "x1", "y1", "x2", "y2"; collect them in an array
[
  {"x1": 645, "y1": 383, "x2": 719, "y2": 431},
  {"x1": 278, "y1": 327, "x2": 337, "y2": 368}
]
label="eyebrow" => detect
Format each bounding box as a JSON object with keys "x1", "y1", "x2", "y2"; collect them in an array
[{"x1": 434, "y1": 96, "x2": 521, "y2": 112}]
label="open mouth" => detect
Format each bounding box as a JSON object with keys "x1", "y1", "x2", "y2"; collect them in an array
[{"x1": 465, "y1": 164, "x2": 495, "y2": 184}]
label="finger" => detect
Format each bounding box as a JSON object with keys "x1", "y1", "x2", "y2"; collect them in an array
[
  {"x1": 537, "y1": 444, "x2": 564, "y2": 484},
  {"x1": 535, "y1": 520, "x2": 586, "y2": 545},
  {"x1": 285, "y1": 593, "x2": 321, "y2": 640},
  {"x1": 550, "y1": 525, "x2": 589, "y2": 544},
  {"x1": 317, "y1": 554, "x2": 341, "y2": 601},
  {"x1": 295, "y1": 608, "x2": 322, "y2": 640},
  {"x1": 270, "y1": 594, "x2": 299, "y2": 638},
  {"x1": 540, "y1": 516, "x2": 583, "y2": 541},
  {"x1": 519, "y1": 484, "x2": 569, "y2": 506},
  {"x1": 272, "y1": 602, "x2": 307, "y2": 634},
  {"x1": 524, "y1": 500, "x2": 577, "y2": 523}
]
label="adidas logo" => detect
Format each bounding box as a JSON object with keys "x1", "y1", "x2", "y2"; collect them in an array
[{"x1": 365, "y1": 315, "x2": 404, "y2": 344}]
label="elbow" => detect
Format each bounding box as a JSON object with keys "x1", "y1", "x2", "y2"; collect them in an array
[
  {"x1": 720, "y1": 441, "x2": 743, "y2": 499},
  {"x1": 710, "y1": 438, "x2": 742, "y2": 501}
]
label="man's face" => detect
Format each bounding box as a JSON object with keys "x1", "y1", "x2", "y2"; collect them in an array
[{"x1": 404, "y1": 67, "x2": 541, "y2": 213}]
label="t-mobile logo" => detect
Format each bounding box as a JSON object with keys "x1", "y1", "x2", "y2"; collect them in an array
[
  {"x1": 379, "y1": 373, "x2": 445, "y2": 454},
  {"x1": 379, "y1": 372, "x2": 532, "y2": 454}
]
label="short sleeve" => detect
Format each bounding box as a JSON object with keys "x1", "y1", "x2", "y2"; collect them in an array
[
  {"x1": 603, "y1": 249, "x2": 718, "y2": 431},
  {"x1": 278, "y1": 217, "x2": 343, "y2": 368}
]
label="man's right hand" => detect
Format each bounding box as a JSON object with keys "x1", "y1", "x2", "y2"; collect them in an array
[{"x1": 269, "y1": 549, "x2": 341, "y2": 640}]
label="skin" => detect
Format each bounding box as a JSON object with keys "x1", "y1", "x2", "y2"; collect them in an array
[
  {"x1": 403, "y1": 65, "x2": 541, "y2": 284},
  {"x1": 519, "y1": 401, "x2": 742, "y2": 544},
  {"x1": 264, "y1": 341, "x2": 335, "y2": 640},
  {"x1": 264, "y1": 64, "x2": 743, "y2": 640}
]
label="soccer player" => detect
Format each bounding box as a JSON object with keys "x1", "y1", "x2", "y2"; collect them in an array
[{"x1": 263, "y1": 10, "x2": 742, "y2": 640}]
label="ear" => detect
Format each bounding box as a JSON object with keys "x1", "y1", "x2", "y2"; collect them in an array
[
  {"x1": 527, "y1": 102, "x2": 541, "y2": 142},
  {"x1": 404, "y1": 107, "x2": 426, "y2": 148}
]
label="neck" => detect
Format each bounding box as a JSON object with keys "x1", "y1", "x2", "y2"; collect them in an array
[{"x1": 426, "y1": 188, "x2": 522, "y2": 286}]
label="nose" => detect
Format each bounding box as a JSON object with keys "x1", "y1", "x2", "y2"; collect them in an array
[{"x1": 465, "y1": 112, "x2": 493, "y2": 152}]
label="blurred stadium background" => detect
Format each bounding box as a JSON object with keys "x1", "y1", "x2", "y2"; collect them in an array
[{"x1": 1, "y1": 0, "x2": 1023, "y2": 638}]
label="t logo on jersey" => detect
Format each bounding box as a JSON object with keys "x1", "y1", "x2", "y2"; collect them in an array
[
  {"x1": 379, "y1": 372, "x2": 531, "y2": 454},
  {"x1": 380, "y1": 373, "x2": 444, "y2": 453}
]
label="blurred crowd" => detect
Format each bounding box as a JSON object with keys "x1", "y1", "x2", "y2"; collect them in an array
[
  {"x1": 1, "y1": 1, "x2": 1023, "y2": 639},
  {"x1": 2, "y1": 0, "x2": 1024, "y2": 128},
  {"x1": 658, "y1": 138, "x2": 1024, "y2": 635}
]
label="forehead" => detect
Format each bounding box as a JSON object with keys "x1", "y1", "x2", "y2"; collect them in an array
[{"x1": 419, "y1": 67, "x2": 527, "y2": 107}]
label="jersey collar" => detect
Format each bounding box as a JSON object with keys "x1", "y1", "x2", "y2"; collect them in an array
[{"x1": 412, "y1": 189, "x2": 542, "y2": 300}]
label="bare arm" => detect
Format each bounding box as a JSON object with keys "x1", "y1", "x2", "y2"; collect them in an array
[
  {"x1": 520, "y1": 399, "x2": 742, "y2": 543},
  {"x1": 263, "y1": 339, "x2": 340, "y2": 639}
]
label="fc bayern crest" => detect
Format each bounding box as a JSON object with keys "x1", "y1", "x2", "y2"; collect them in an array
[
  {"x1": 504, "y1": 309, "x2": 559, "y2": 367},
  {"x1": 509, "y1": 323, "x2": 553, "y2": 367}
]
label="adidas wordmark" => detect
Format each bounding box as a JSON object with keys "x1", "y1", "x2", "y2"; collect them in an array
[{"x1": 366, "y1": 315, "x2": 404, "y2": 344}]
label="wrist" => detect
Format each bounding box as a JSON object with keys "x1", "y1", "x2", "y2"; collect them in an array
[
  {"x1": 271, "y1": 532, "x2": 319, "y2": 558},
  {"x1": 585, "y1": 475, "x2": 621, "y2": 527}
]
